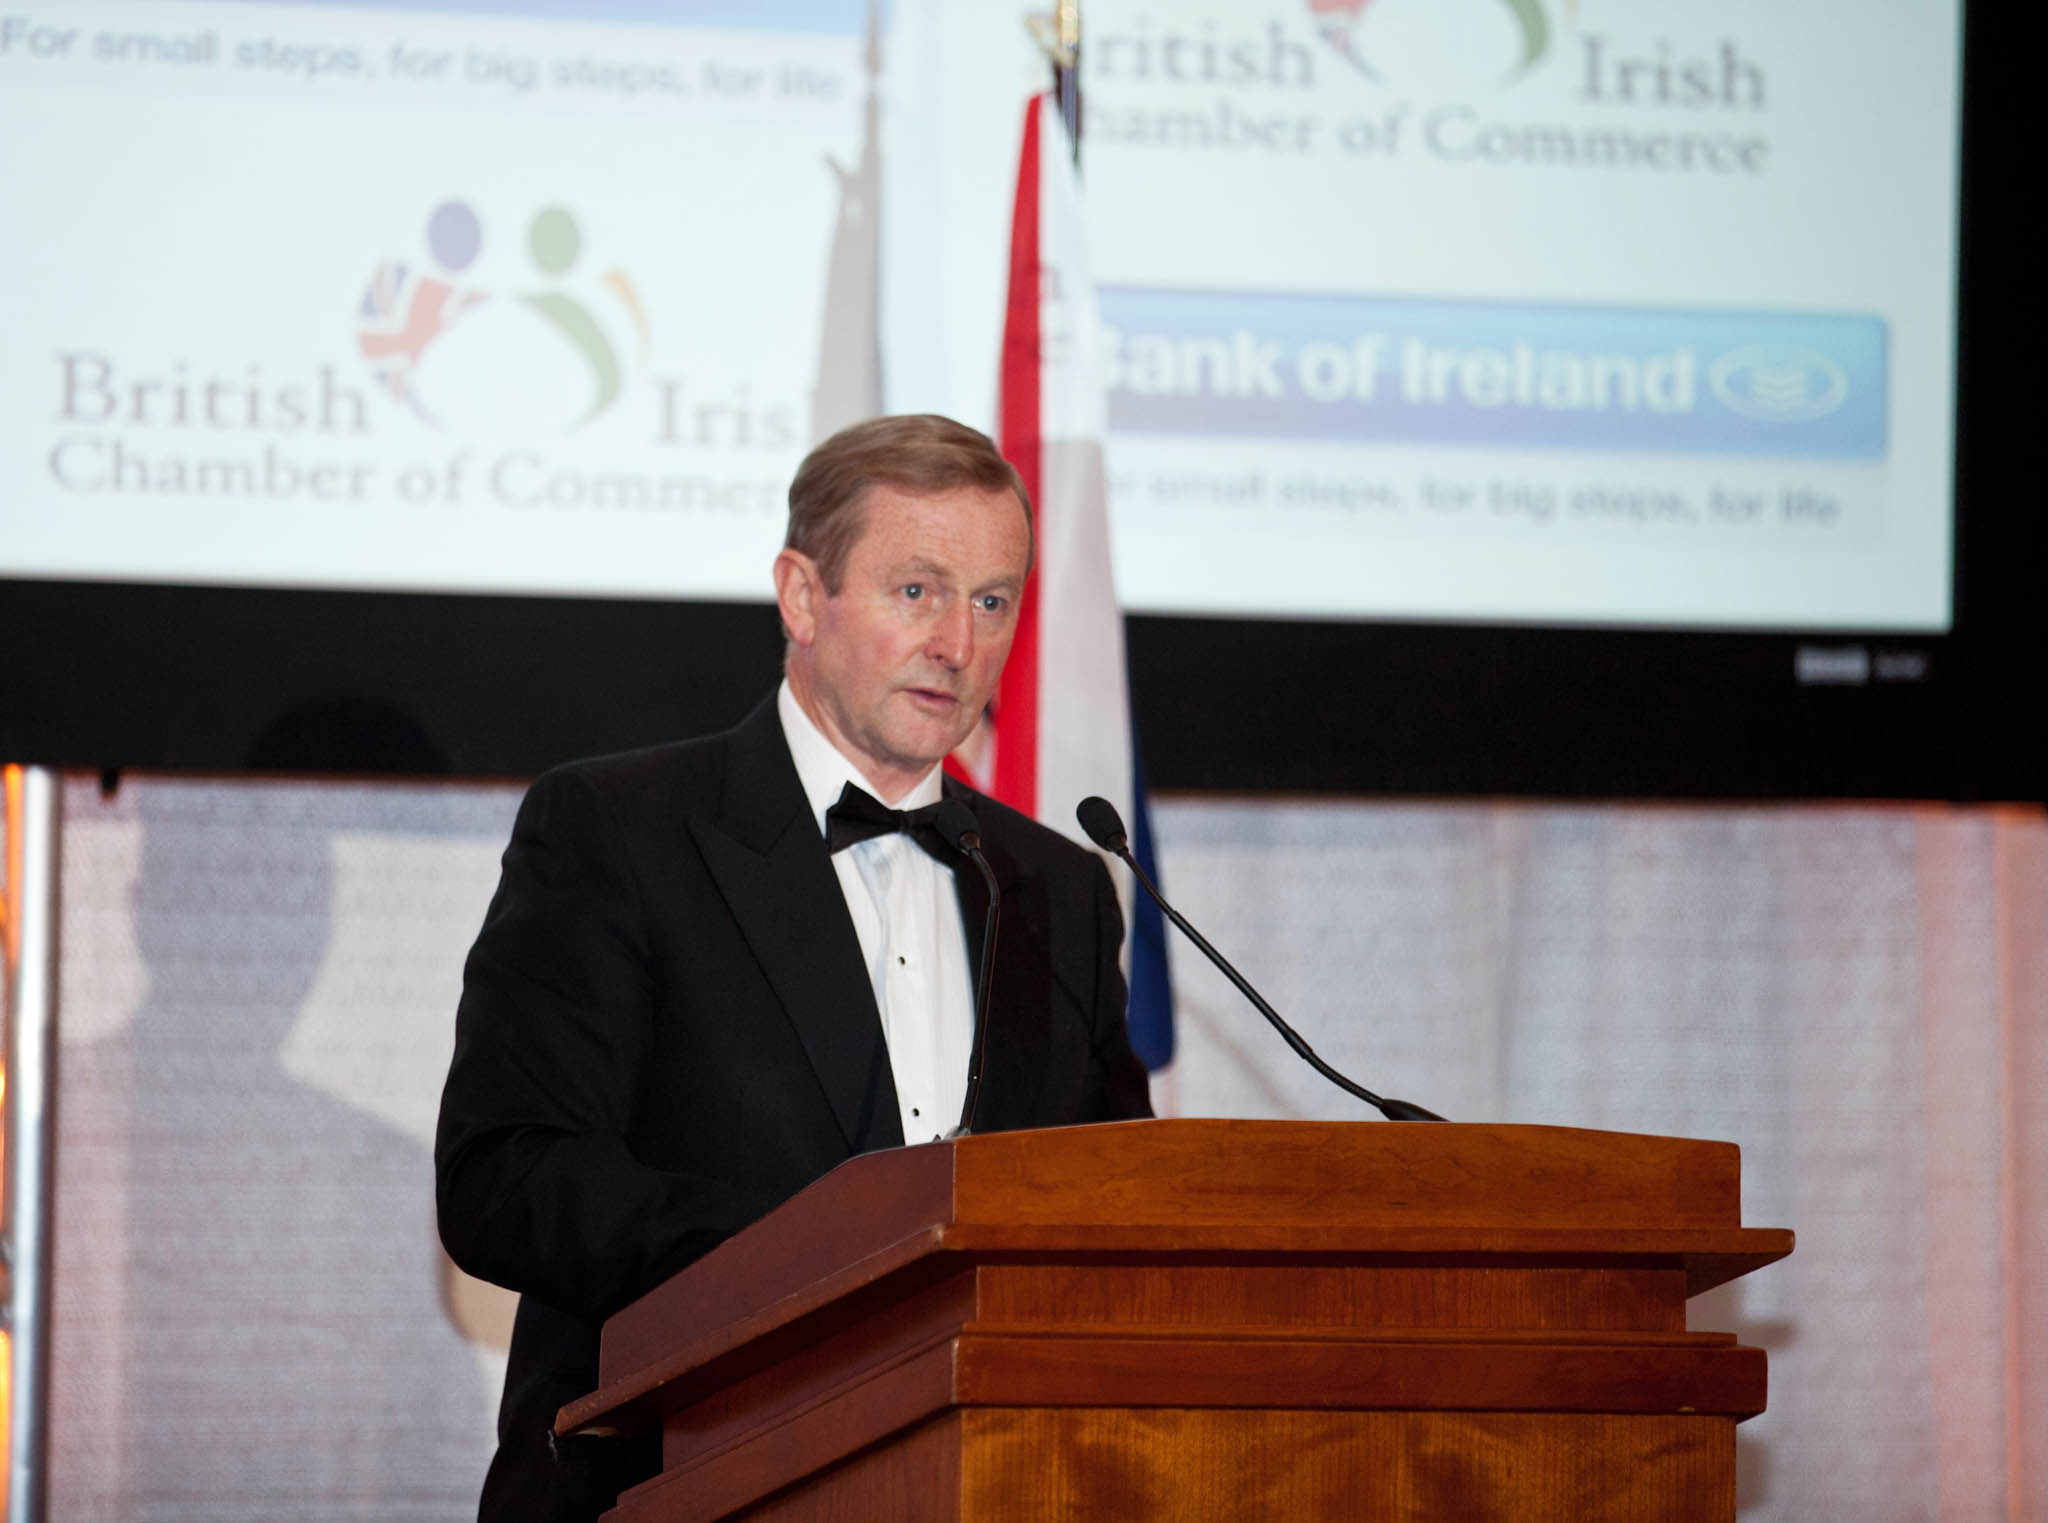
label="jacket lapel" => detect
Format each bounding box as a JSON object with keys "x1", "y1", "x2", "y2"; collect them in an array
[{"x1": 690, "y1": 700, "x2": 903, "y2": 1152}]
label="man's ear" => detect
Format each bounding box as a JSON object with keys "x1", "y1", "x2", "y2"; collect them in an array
[{"x1": 772, "y1": 548, "x2": 823, "y2": 648}]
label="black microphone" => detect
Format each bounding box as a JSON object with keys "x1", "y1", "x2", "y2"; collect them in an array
[
  {"x1": 932, "y1": 800, "x2": 1000, "y2": 1137},
  {"x1": 1076, "y1": 795, "x2": 1445, "y2": 1123}
]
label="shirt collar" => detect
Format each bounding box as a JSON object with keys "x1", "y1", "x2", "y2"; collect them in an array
[{"x1": 777, "y1": 678, "x2": 943, "y2": 837}]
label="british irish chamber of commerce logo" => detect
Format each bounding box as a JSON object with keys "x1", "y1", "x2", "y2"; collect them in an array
[
  {"x1": 355, "y1": 198, "x2": 650, "y2": 432},
  {"x1": 1308, "y1": 0, "x2": 1557, "y2": 84}
]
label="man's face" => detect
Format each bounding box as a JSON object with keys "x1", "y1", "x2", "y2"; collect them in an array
[{"x1": 776, "y1": 481, "x2": 1031, "y2": 801}]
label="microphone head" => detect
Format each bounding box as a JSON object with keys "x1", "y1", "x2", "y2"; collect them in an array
[
  {"x1": 930, "y1": 800, "x2": 983, "y2": 853},
  {"x1": 1075, "y1": 796, "x2": 1128, "y2": 853}
]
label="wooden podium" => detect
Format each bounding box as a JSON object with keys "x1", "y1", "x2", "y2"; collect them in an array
[{"x1": 559, "y1": 1120, "x2": 1791, "y2": 1522}]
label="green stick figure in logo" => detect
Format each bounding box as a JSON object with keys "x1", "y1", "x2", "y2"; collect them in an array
[
  {"x1": 1497, "y1": 0, "x2": 1548, "y2": 74},
  {"x1": 521, "y1": 207, "x2": 649, "y2": 427}
]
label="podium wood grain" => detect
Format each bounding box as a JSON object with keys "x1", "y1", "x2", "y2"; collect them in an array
[
  {"x1": 563, "y1": 1120, "x2": 1790, "y2": 1523},
  {"x1": 737, "y1": 1411, "x2": 1735, "y2": 1523}
]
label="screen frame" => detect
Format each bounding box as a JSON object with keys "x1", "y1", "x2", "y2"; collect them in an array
[{"x1": 1, "y1": 3, "x2": 2036, "y2": 801}]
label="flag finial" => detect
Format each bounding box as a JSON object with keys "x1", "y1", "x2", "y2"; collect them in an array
[
  {"x1": 1023, "y1": 5, "x2": 1083, "y2": 163},
  {"x1": 1023, "y1": 6, "x2": 1079, "y2": 70}
]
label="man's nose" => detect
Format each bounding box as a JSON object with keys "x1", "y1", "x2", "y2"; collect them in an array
[{"x1": 925, "y1": 599, "x2": 973, "y2": 668}]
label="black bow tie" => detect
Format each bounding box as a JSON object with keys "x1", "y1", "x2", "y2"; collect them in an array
[{"x1": 825, "y1": 783, "x2": 957, "y2": 864}]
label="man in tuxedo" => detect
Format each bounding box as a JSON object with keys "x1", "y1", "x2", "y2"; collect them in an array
[{"x1": 435, "y1": 414, "x2": 1154, "y2": 1523}]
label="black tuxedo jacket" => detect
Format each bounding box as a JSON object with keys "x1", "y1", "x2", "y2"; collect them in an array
[{"x1": 434, "y1": 696, "x2": 1153, "y2": 1523}]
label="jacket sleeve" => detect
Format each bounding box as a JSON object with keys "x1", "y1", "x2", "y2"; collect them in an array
[
  {"x1": 434, "y1": 766, "x2": 778, "y2": 1321},
  {"x1": 1080, "y1": 851, "x2": 1157, "y2": 1123}
]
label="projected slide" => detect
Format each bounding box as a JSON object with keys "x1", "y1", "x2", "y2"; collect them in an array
[
  {"x1": 1079, "y1": 0, "x2": 1960, "y2": 630},
  {"x1": 2, "y1": 0, "x2": 1962, "y2": 635},
  {"x1": 0, "y1": 0, "x2": 873, "y2": 598}
]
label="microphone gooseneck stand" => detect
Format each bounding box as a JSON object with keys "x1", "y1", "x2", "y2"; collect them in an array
[
  {"x1": 934, "y1": 800, "x2": 1000, "y2": 1137},
  {"x1": 1076, "y1": 795, "x2": 1446, "y2": 1123}
]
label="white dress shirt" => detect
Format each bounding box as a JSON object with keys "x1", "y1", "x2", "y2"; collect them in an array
[{"x1": 777, "y1": 680, "x2": 976, "y2": 1144}]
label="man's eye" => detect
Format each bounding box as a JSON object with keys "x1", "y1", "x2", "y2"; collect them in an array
[
  {"x1": 902, "y1": 584, "x2": 924, "y2": 600},
  {"x1": 976, "y1": 594, "x2": 1007, "y2": 613}
]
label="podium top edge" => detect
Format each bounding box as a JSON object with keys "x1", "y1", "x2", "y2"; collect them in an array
[
  {"x1": 588, "y1": 1120, "x2": 1758, "y2": 1408},
  {"x1": 944, "y1": 1119, "x2": 1743, "y2": 1229}
]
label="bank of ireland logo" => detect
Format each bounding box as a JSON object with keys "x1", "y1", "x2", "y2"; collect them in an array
[
  {"x1": 1708, "y1": 346, "x2": 1849, "y2": 423},
  {"x1": 1309, "y1": 0, "x2": 1556, "y2": 83},
  {"x1": 355, "y1": 199, "x2": 650, "y2": 432}
]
